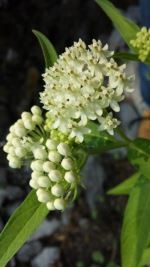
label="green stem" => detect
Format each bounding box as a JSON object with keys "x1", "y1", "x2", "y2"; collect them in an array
[{"x1": 115, "y1": 127, "x2": 131, "y2": 143}]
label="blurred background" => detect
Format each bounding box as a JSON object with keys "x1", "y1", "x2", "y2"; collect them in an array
[{"x1": 0, "y1": 0, "x2": 141, "y2": 266}]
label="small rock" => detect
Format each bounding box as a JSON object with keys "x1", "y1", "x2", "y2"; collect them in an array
[
  {"x1": 6, "y1": 201, "x2": 21, "y2": 216},
  {"x1": 0, "y1": 189, "x2": 6, "y2": 206},
  {"x1": 30, "y1": 219, "x2": 60, "y2": 241},
  {"x1": 17, "y1": 241, "x2": 42, "y2": 262},
  {"x1": 32, "y1": 247, "x2": 60, "y2": 267},
  {"x1": 0, "y1": 168, "x2": 7, "y2": 186},
  {"x1": 5, "y1": 186, "x2": 24, "y2": 200},
  {"x1": 83, "y1": 155, "x2": 105, "y2": 210}
]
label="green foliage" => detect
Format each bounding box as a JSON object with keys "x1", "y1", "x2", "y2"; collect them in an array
[
  {"x1": 95, "y1": 0, "x2": 139, "y2": 49},
  {"x1": 0, "y1": 190, "x2": 48, "y2": 267},
  {"x1": 92, "y1": 250, "x2": 105, "y2": 264},
  {"x1": 32, "y1": 30, "x2": 58, "y2": 68},
  {"x1": 114, "y1": 52, "x2": 139, "y2": 62},
  {"x1": 108, "y1": 172, "x2": 140, "y2": 195},
  {"x1": 121, "y1": 176, "x2": 150, "y2": 267},
  {"x1": 128, "y1": 138, "x2": 150, "y2": 178},
  {"x1": 84, "y1": 122, "x2": 126, "y2": 153}
]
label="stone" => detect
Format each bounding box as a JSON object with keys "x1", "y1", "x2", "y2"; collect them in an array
[
  {"x1": 31, "y1": 247, "x2": 60, "y2": 267},
  {"x1": 5, "y1": 185, "x2": 24, "y2": 200},
  {"x1": 83, "y1": 155, "x2": 105, "y2": 210},
  {"x1": 30, "y1": 219, "x2": 61, "y2": 241},
  {"x1": 17, "y1": 241, "x2": 42, "y2": 262}
]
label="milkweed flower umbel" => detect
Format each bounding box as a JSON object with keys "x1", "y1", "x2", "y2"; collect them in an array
[
  {"x1": 3, "y1": 39, "x2": 134, "y2": 211},
  {"x1": 40, "y1": 39, "x2": 134, "y2": 142}
]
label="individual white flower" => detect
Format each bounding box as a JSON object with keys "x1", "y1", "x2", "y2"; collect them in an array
[
  {"x1": 15, "y1": 147, "x2": 27, "y2": 158},
  {"x1": 40, "y1": 39, "x2": 134, "y2": 142},
  {"x1": 8, "y1": 157, "x2": 22, "y2": 168}
]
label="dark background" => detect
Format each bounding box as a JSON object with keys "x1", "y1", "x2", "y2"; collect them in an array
[{"x1": 0, "y1": 1, "x2": 138, "y2": 267}]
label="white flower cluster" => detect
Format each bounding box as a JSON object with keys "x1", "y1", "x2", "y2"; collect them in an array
[
  {"x1": 3, "y1": 107, "x2": 80, "y2": 211},
  {"x1": 3, "y1": 106, "x2": 43, "y2": 169},
  {"x1": 40, "y1": 39, "x2": 134, "y2": 142},
  {"x1": 30, "y1": 141, "x2": 79, "y2": 211}
]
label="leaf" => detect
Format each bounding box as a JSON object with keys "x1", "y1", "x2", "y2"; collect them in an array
[
  {"x1": 140, "y1": 247, "x2": 150, "y2": 266},
  {"x1": 32, "y1": 30, "x2": 58, "y2": 68},
  {"x1": 95, "y1": 0, "x2": 139, "y2": 49},
  {"x1": 108, "y1": 172, "x2": 140, "y2": 195},
  {"x1": 128, "y1": 138, "x2": 150, "y2": 178},
  {"x1": 121, "y1": 176, "x2": 150, "y2": 267},
  {"x1": 84, "y1": 122, "x2": 126, "y2": 153},
  {"x1": 0, "y1": 190, "x2": 48, "y2": 267},
  {"x1": 114, "y1": 52, "x2": 139, "y2": 62}
]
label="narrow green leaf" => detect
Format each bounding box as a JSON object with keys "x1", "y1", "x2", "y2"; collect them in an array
[
  {"x1": 84, "y1": 122, "x2": 126, "y2": 153},
  {"x1": 121, "y1": 176, "x2": 150, "y2": 267},
  {"x1": 114, "y1": 52, "x2": 139, "y2": 62},
  {"x1": 32, "y1": 29, "x2": 58, "y2": 68},
  {"x1": 140, "y1": 247, "x2": 150, "y2": 266},
  {"x1": 128, "y1": 138, "x2": 150, "y2": 178},
  {"x1": 95, "y1": 0, "x2": 139, "y2": 49},
  {"x1": 108, "y1": 172, "x2": 140, "y2": 195},
  {"x1": 0, "y1": 190, "x2": 48, "y2": 267}
]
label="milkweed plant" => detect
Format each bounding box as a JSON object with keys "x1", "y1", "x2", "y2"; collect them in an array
[{"x1": 1, "y1": 0, "x2": 150, "y2": 267}]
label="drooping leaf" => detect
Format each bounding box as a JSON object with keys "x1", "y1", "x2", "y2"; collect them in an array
[
  {"x1": 0, "y1": 190, "x2": 48, "y2": 267},
  {"x1": 128, "y1": 138, "x2": 150, "y2": 178},
  {"x1": 95, "y1": 0, "x2": 139, "y2": 49},
  {"x1": 121, "y1": 176, "x2": 150, "y2": 267},
  {"x1": 33, "y1": 29, "x2": 58, "y2": 68},
  {"x1": 108, "y1": 172, "x2": 140, "y2": 195},
  {"x1": 84, "y1": 122, "x2": 126, "y2": 153}
]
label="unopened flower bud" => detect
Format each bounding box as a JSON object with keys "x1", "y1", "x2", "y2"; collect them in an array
[
  {"x1": 36, "y1": 188, "x2": 51, "y2": 203},
  {"x1": 15, "y1": 125, "x2": 26, "y2": 137},
  {"x1": 32, "y1": 115, "x2": 43, "y2": 124},
  {"x1": 31, "y1": 160, "x2": 44, "y2": 172},
  {"x1": 57, "y1": 143, "x2": 70, "y2": 157},
  {"x1": 48, "y1": 151, "x2": 62, "y2": 163},
  {"x1": 29, "y1": 179, "x2": 39, "y2": 189},
  {"x1": 31, "y1": 105, "x2": 42, "y2": 115},
  {"x1": 49, "y1": 170, "x2": 62, "y2": 182},
  {"x1": 46, "y1": 201, "x2": 55, "y2": 210},
  {"x1": 38, "y1": 175, "x2": 51, "y2": 188},
  {"x1": 33, "y1": 147, "x2": 47, "y2": 160},
  {"x1": 43, "y1": 161, "x2": 55, "y2": 173},
  {"x1": 31, "y1": 171, "x2": 43, "y2": 180},
  {"x1": 54, "y1": 198, "x2": 66, "y2": 210},
  {"x1": 15, "y1": 147, "x2": 26, "y2": 158},
  {"x1": 61, "y1": 158, "x2": 73, "y2": 170},
  {"x1": 46, "y1": 139, "x2": 57, "y2": 150},
  {"x1": 23, "y1": 118, "x2": 35, "y2": 130},
  {"x1": 64, "y1": 171, "x2": 76, "y2": 183},
  {"x1": 51, "y1": 184, "x2": 63, "y2": 197},
  {"x1": 9, "y1": 157, "x2": 21, "y2": 168}
]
